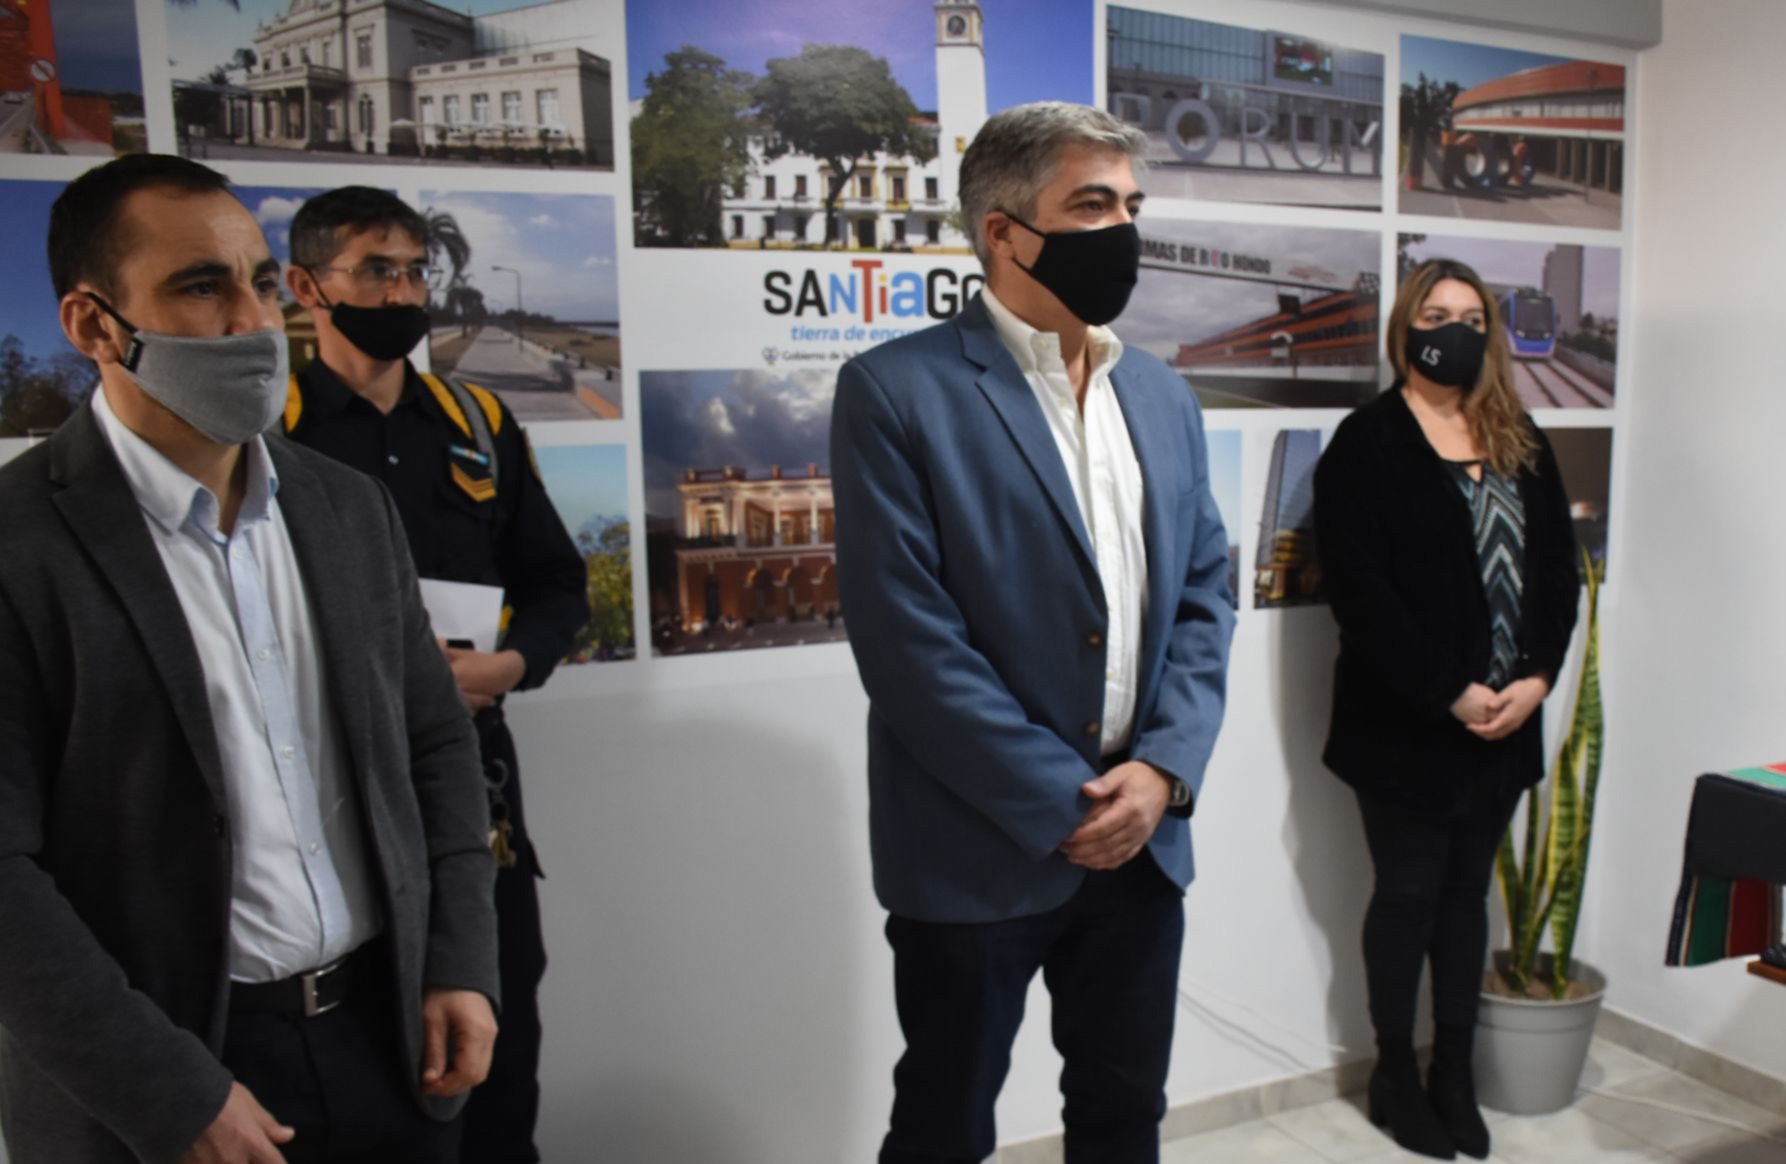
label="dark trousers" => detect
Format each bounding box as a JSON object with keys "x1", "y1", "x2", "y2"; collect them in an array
[
  {"x1": 463, "y1": 716, "x2": 549, "y2": 1164},
  {"x1": 880, "y1": 858, "x2": 1185, "y2": 1164},
  {"x1": 1355, "y1": 782, "x2": 1525, "y2": 1045},
  {"x1": 221, "y1": 994, "x2": 460, "y2": 1164}
]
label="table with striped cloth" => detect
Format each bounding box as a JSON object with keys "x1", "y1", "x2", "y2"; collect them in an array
[{"x1": 1666, "y1": 765, "x2": 1786, "y2": 968}]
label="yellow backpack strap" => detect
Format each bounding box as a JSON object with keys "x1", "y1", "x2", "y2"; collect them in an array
[
  {"x1": 283, "y1": 374, "x2": 303, "y2": 432},
  {"x1": 420, "y1": 372, "x2": 475, "y2": 441},
  {"x1": 461, "y1": 380, "x2": 504, "y2": 437},
  {"x1": 423, "y1": 372, "x2": 500, "y2": 491}
]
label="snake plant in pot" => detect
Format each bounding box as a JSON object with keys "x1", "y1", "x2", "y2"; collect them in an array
[{"x1": 1475, "y1": 549, "x2": 1607, "y2": 1115}]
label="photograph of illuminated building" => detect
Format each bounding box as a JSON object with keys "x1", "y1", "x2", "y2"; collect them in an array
[
  {"x1": 641, "y1": 369, "x2": 846, "y2": 655},
  {"x1": 1106, "y1": 6, "x2": 1384, "y2": 209},
  {"x1": 0, "y1": 0, "x2": 145, "y2": 155},
  {"x1": 1401, "y1": 35, "x2": 1624, "y2": 229},
  {"x1": 1400, "y1": 233, "x2": 1620, "y2": 409},
  {"x1": 1255, "y1": 428, "x2": 1325, "y2": 609},
  {"x1": 1122, "y1": 217, "x2": 1380, "y2": 409}
]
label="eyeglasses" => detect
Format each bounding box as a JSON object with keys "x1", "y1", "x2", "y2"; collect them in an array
[{"x1": 310, "y1": 261, "x2": 445, "y2": 291}]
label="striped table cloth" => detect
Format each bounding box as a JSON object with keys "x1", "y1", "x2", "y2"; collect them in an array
[{"x1": 1666, "y1": 765, "x2": 1786, "y2": 968}]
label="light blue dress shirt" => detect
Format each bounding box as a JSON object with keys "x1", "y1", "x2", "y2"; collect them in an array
[{"x1": 93, "y1": 390, "x2": 381, "y2": 982}]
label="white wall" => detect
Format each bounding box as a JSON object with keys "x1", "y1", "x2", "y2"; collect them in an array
[{"x1": 1580, "y1": 0, "x2": 1786, "y2": 1084}]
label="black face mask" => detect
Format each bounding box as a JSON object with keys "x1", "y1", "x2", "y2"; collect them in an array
[
  {"x1": 1005, "y1": 214, "x2": 1141, "y2": 326},
  {"x1": 1405, "y1": 321, "x2": 1488, "y2": 391},
  {"x1": 312, "y1": 282, "x2": 432, "y2": 362}
]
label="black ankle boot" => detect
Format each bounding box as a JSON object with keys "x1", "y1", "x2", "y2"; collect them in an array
[
  {"x1": 1369, "y1": 1058, "x2": 1456, "y2": 1160},
  {"x1": 1429, "y1": 1026, "x2": 1490, "y2": 1159}
]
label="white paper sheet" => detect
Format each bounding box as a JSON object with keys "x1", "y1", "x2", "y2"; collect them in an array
[{"x1": 418, "y1": 579, "x2": 505, "y2": 654}]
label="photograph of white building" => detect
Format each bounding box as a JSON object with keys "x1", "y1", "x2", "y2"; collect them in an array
[
  {"x1": 627, "y1": 0, "x2": 1089, "y2": 251},
  {"x1": 720, "y1": 3, "x2": 984, "y2": 252},
  {"x1": 168, "y1": 0, "x2": 614, "y2": 169}
]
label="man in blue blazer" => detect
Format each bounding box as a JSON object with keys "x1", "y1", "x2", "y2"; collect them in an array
[{"x1": 832, "y1": 103, "x2": 1236, "y2": 1164}]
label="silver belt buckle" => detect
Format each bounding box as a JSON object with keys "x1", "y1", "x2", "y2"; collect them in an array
[{"x1": 301, "y1": 957, "x2": 348, "y2": 1017}]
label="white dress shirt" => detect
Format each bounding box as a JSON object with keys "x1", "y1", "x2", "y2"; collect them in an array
[
  {"x1": 92, "y1": 390, "x2": 380, "y2": 982},
  {"x1": 981, "y1": 288, "x2": 1150, "y2": 755}
]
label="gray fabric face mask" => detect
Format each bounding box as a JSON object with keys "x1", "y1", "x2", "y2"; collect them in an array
[{"x1": 86, "y1": 293, "x2": 289, "y2": 446}]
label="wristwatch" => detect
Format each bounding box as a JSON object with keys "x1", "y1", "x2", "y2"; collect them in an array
[{"x1": 1167, "y1": 775, "x2": 1194, "y2": 816}]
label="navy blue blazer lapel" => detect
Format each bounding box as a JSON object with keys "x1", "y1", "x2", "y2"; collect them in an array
[
  {"x1": 265, "y1": 437, "x2": 376, "y2": 784},
  {"x1": 958, "y1": 297, "x2": 1097, "y2": 573},
  {"x1": 1110, "y1": 359, "x2": 1181, "y2": 669},
  {"x1": 48, "y1": 403, "x2": 229, "y2": 811}
]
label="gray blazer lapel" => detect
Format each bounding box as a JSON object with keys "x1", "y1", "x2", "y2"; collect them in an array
[
  {"x1": 266, "y1": 438, "x2": 376, "y2": 781},
  {"x1": 48, "y1": 405, "x2": 228, "y2": 810},
  {"x1": 1111, "y1": 362, "x2": 1182, "y2": 664},
  {"x1": 958, "y1": 298, "x2": 1097, "y2": 571}
]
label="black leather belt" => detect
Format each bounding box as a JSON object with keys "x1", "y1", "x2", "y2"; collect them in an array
[{"x1": 230, "y1": 946, "x2": 365, "y2": 1018}]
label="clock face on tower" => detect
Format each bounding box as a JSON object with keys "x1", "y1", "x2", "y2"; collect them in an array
[{"x1": 946, "y1": 14, "x2": 966, "y2": 38}]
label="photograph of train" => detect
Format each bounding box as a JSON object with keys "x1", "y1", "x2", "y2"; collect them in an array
[
  {"x1": 1400, "y1": 35, "x2": 1624, "y2": 230},
  {"x1": 1123, "y1": 217, "x2": 1380, "y2": 409},
  {"x1": 1399, "y1": 233, "x2": 1619, "y2": 408}
]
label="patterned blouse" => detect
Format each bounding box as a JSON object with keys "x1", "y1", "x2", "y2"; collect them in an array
[{"x1": 1445, "y1": 461, "x2": 1526, "y2": 689}]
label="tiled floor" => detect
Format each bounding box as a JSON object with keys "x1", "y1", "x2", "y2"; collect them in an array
[{"x1": 1159, "y1": 1040, "x2": 1786, "y2": 1164}]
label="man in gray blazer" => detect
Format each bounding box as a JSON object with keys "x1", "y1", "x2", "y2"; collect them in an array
[{"x1": 0, "y1": 154, "x2": 498, "y2": 1163}]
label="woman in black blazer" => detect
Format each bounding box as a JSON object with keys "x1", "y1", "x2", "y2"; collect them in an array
[{"x1": 1314, "y1": 259, "x2": 1579, "y2": 1160}]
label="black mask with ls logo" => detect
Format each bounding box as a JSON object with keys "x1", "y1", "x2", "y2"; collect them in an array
[{"x1": 1405, "y1": 321, "x2": 1488, "y2": 391}]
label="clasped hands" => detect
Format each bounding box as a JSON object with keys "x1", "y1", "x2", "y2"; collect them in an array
[
  {"x1": 1450, "y1": 675, "x2": 1550, "y2": 741},
  {"x1": 1058, "y1": 760, "x2": 1172, "y2": 871}
]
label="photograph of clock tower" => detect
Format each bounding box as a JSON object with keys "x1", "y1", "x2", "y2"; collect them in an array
[{"x1": 626, "y1": 0, "x2": 1090, "y2": 251}]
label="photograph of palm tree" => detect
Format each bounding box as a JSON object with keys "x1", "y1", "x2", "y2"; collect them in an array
[
  {"x1": 1400, "y1": 36, "x2": 1625, "y2": 230},
  {"x1": 419, "y1": 189, "x2": 621, "y2": 421}
]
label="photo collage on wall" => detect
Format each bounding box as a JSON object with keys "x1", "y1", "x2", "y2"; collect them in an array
[
  {"x1": 0, "y1": 0, "x2": 634, "y2": 667},
  {"x1": 1395, "y1": 30, "x2": 1625, "y2": 579},
  {"x1": 0, "y1": 0, "x2": 1629, "y2": 666}
]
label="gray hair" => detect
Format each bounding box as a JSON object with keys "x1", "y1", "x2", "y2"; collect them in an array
[{"x1": 957, "y1": 101, "x2": 1149, "y2": 266}]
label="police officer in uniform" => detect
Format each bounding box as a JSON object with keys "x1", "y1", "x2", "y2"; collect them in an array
[{"x1": 282, "y1": 186, "x2": 588, "y2": 1164}]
